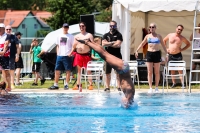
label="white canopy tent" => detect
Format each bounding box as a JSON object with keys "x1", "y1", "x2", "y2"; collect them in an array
[
  {"x1": 112, "y1": 0, "x2": 199, "y2": 67},
  {"x1": 41, "y1": 22, "x2": 109, "y2": 52}
]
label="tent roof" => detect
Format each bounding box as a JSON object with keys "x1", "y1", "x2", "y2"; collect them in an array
[{"x1": 115, "y1": 0, "x2": 197, "y2": 12}]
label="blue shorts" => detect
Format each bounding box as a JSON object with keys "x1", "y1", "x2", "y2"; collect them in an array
[{"x1": 55, "y1": 56, "x2": 72, "y2": 71}]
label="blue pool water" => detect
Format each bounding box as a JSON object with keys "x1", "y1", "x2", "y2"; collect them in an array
[{"x1": 0, "y1": 92, "x2": 200, "y2": 132}]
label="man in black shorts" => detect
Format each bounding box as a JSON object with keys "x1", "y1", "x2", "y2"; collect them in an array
[
  {"x1": 5, "y1": 25, "x2": 20, "y2": 89},
  {"x1": 15, "y1": 32, "x2": 24, "y2": 85},
  {"x1": 102, "y1": 20, "x2": 123, "y2": 92},
  {"x1": 163, "y1": 24, "x2": 191, "y2": 88}
]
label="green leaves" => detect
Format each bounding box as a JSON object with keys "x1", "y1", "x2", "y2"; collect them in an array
[{"x1": 45, "y1": 0, "x2": 94, "y2": 30}]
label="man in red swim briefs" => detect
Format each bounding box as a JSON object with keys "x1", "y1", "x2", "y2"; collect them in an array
[{"x1": 69, "y1": 22, "x2": 94, "y2": 91}]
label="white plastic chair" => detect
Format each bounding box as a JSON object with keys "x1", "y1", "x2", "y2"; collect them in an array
[
  {"x1": 128, "y1": 61, "x2": 140, "y2": 90},
  {"x1": 162, "y1": 60, "x2": 188, "y2": 92},
  {"x1": 80, "y1": 61, "x2": 104, "y2": 92}
]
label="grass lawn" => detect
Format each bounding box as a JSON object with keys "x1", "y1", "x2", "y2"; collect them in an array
[{"x1": 14, "y1": 79, "x2": 200, "y2": 90}]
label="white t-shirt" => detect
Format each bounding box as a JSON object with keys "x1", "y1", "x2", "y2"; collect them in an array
[
  {"x1": 194, "y1": 32, "x2": 200, "y2": 49},
  {"x1": 56, "y1": 33, "x2": 74, "y2": 56}
]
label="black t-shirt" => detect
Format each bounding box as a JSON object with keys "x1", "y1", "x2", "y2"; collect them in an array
[
  {"x1": 102, "y1": 31, "x2": 123, "y2": 58},
  {"x1": 6, "y1": 34, "x2": 19, "y2": 58}
]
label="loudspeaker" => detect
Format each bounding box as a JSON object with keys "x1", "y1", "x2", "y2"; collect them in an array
[{"x1": 80, "y1": 15, "x2": 95, "y2": 35}]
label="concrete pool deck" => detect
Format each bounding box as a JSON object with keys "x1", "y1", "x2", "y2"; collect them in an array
[{"x1": 9, "y1": 88, "x2": 200, "y2": 94}]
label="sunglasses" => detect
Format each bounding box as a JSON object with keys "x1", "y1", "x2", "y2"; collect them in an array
[
  {"x1": 110, "y1": 25, "x2": 117, "y2": 28},
  {"x1": 178, "y1": 28, "x2": 183, "y2": 31},
  {"x1": 79, "y1": 25, "x2": 85, "y2": 28},
  {"x1": 6, "y1": 29, "x2": 11, "y2": 31},
  {"x1": 149, "y1": 26, "x2": 155, "y2": 29}
]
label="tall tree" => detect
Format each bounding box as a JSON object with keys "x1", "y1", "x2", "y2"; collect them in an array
[
  {"x1": 91, "y1": 0, "x2": 112, "y2": 22},
  {"x1": 45, "y1": 0, "x2": 95, "y2": 30},
  {"x1": 91, "y1": 0, "x2": 112, "y2": 11},
  {"x1": 0, "y1": 0, "x2": 31, "y2": 10},
  {"x1": 0, "y1": 0, "x2": 47, "y2": 10}
]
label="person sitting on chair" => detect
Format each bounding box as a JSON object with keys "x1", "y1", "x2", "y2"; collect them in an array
[{"x1": 76, "y1": 39, "x2": 135, "y2": 108}]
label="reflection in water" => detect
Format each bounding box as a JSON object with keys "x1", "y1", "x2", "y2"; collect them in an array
[{"x1": 0, "y1": 93, "x2": 200, "y2": 132}]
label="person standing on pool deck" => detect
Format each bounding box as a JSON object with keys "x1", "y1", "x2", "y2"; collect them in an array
[
  {"x1": 76, "y1": 39, "x2": 135, "y2": 108},
  {"x1": 29, "y1": 38, "x2": 46, "y2": 86},
  {"x1": 48, "y1": 23, "x2": 74, "y2": 90},
  {"x1": 135, "y1": 23, "x2": 167, "y2": 93},
  {"x1": 15, "y1": 32, "x2": 24, "y2": 86},
  {"x1": 163, "y1": 24, "x2": 191, "y2": 88},
  {"x1": 68, "y1": 22, "x2": 94, "y2": 91},
  {"x1": 102, "y1": 20, "x2": 123, "y2": 92}
]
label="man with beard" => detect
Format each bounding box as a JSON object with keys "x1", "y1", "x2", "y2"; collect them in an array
[
  {"x1": 163, "y1": 24, "x2": 191, "y2": 88},
  {"x1": 102, "y1": 20, "x2": 123, "y2": 92}
]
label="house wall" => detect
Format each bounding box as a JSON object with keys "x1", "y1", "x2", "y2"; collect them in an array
[{"x1": 11, "y1": 13, "x2": 50, "y2": 51}]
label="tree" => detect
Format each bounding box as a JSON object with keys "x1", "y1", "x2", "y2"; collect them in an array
[
  {"x1": 0, "y1": 0, "x2": 47, "y2": 10},
  {"x1": 45, "y1": 0, "x2": 95, "y2": 30},
  {"x1": 95, "y1": 6, "x2": 112, "y2": 22},
  {"x1": 91, "y1": 0, "x2": 112, "y2": 22},
  {"x1": 0, "y1": 0, "x2": 32, "y2": 10},
  {"x1": 91, "y1": 0, "x2": 112, "y2": 11}
]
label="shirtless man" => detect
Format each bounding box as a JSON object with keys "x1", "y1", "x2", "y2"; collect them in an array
[
  {"x1": 163, "y1": 24, "x2": 191, "y2": 88},
  {"x1": 69, "y1": 22, "x2": 94, "y2": 90}
]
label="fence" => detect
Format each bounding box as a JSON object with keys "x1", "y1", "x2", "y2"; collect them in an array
[{"x1": 19, "y1": 52, "x2": 67, "y2": 84}]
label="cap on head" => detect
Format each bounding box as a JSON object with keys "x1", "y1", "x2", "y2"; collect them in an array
[
  {"x1": 63, "y1": 23, "x2": 69, "y2": 27},
  {"x1": 15, "y1": 31, "x2": 23, "y2": 36},
  {"x1": 0, "y1": 23, "x2": 5, "y2": 28}
]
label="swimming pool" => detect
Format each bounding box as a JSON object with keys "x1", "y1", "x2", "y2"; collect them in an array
[{"x1": 0, "y1": 92, "x2": 200, "y2": 132}]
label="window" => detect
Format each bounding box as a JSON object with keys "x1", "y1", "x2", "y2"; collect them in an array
[
  {"x1": 34, "y1": 24, "x2": 38, "y2": 29},
  {"x1": 22, "y1": 24, "x2": 26, "y2": 29}
]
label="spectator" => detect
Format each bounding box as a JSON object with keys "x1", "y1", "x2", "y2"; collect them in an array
[
  {"x1": 135, "y1": 23, "x2": 167, "y2": 93},
  {"x1": 69, "y1": 22, "x2": 94, "y2": 90},
  {"x1": 102, "y1": 20, "x2": 123, "y2": 92},
  {"x1": 48, "y1": 23, "x2": 74, "y2": 90},
  {"x1": 0, "y1": 23, "x2": 11, "y2": 91},
  {"x1": 91, "y1": 37, "x2": 104, "y2": 61},
  {"x1": 163, "y1": 24, "x2": 191, "y2": 88},
  {"x1": 29, "y1": 38, "x2": 45, "y2": 86},
  {"x1": 15, "y1": 32, "x2": 24, "y2": 86},
  {"x1": 4, "y1": 25, "x2": 20, "y2": 90}
]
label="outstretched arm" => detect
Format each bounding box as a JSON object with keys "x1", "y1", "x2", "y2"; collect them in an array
[{"x1": 77, "y1": 39, "x2": 123, "y2": 70}]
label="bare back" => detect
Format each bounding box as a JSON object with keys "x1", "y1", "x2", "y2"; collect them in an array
[
  {"x1": 75, "y1": 32, "x2": 93, "y2": 54},
  {"x1": 168, "y1": 33, "x2": 184, "y2": 54}
]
